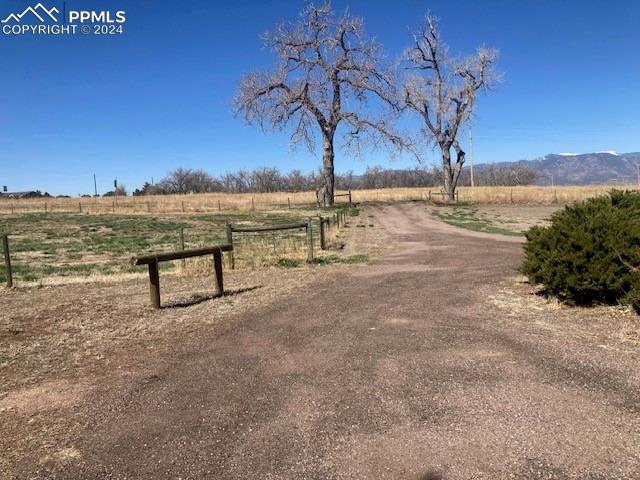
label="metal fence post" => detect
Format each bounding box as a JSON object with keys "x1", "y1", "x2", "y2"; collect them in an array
[
  {"x1": 2, "y1": 234, "x2": 13, "y2": 288},
  {"x1": 319, "y1": 217, "x2": 327, "y2": 250},
  {"x1": 225, "y1": 223, "x2": 235, "y2": 269},
  {"x1": 306, "y1": 218, "x2": 314, "y2": 263},
  {"x1": 179, "y1": 227, "x2": 186, "y2": 271}
]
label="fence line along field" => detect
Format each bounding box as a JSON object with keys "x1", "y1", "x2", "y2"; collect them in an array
[
  {"x1": 0, "y1": 204, "x2": 362, "y2": 285},
  {"x1": 1, "y1": 184, "x2": 637, "y2": 285},
  {"x1": 2, "y1": 185, "x2": 640, "y2": 215}
]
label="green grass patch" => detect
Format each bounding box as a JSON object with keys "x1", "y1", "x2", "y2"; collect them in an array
[
  {"x1": 433, "y1": 207, "x2": 523, "y2": 237},
  {"x1": 313, "y1": 254, "x2": 369, "y2": 265},
  {"x1": 276, "y1": 258, "x2": 300, "y2": 268}
]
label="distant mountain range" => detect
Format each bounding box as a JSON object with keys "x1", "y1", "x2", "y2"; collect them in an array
[{"x1": 477, "y1": 151, "x2": 640, "y2": 185}]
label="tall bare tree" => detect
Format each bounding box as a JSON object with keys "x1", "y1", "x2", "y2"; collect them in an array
[
  {"x1": 401, "y1": 14, "x2": 499, "y2": 202},
  {"x1": 235, "y1": 2, "x2": 402, "y2": 206}
]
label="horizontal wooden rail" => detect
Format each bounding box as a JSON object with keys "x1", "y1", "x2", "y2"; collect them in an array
[
  {"x1": 428, "y1": 190, "x2": 459, "y2": 202},
  {"x1": 225, "y1": 220, "x2": 313, "y2": 268},
  {"x1": 132, "y1": 243, "x2": 233, "y2": 309},
  {"x1": 228, "y1": 222, "x2": 308, "y2": 233},
  {"x1": 334, "y1": 190, "x2": 353, "y2": 206},
  {"x1": 133, "y1": 244, "x2": 233, "y2": 265}
]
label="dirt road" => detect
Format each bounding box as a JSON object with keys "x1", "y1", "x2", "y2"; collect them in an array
[{"x1": 18, "y1": 203, "x2": 640, "y2": 478}]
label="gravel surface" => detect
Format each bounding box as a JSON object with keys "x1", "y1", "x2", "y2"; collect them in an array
[{"x1": 3, "y1": 203, "x2": 639, "y2": 479}]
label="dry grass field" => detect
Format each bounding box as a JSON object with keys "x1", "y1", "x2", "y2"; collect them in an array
[
  {"x1": 1, "y1": 184, "x2": 639, "y2": 215},
  {"x1": 0, "y1": 185, "x2": 632, "y2": 285}
]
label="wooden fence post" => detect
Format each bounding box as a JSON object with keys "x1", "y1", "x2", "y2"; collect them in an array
[
  {"x1": 147, "y1": 201, "x2": 150, "y2": 213},
  {"x1": 225, "y1": 223, "x2": 235, "y2": 269},
  {"x1": 181, "y1": 201, "x2": 185, "y2": 213},
  {"x1": 348, "y1": 190, "x2": 352, "y2": 208},
  {"x1": 218, "y1": 200, "x2": 221, "y2": 212},
  {"x1": 288, "y1": 197, "x2": 291, "y2": 209},
  {"x1": 252, "y1": 197, "x2": 255, "y2": 211},
  {"x1": 319, "y1": 217, "x2": 327, "y2": 250},
  {"x1": 2, "y1": 234, "x2": 13, "y2": 288},
  {"x1": 428, "y1": 190, "x2": 432, "y2": 201},
  {"x1": 79, "y1": 202, "x2": 82, "y2": 213},
  {"x1": 148, "y1": 259, "x2": 161, "y2": 309},
  {"x1": 179, "y1": 227, "x2": 186, "y2": 270},
  {"x1": 335, "y1": 212, "x2": 340, "y2": 229},
  {"x1": 44, "y1": 202, "x2": 47, "y2": 213},
  {"x1": 306, "y1": 218, "x2": 314, "y2": 263},
  {"x1": 213, "y1": 250, "x2": 224, "y2": 295},
  {"x1": 112, "y1": 201, "x2": 115, "y2": 213}
]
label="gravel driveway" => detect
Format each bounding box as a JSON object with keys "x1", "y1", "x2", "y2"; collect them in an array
[{"x1": 22, "y1": 203, "x2": 640, "y2": 479}]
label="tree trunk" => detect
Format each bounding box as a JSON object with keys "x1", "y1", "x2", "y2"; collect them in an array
[
  {"x1": 442, "y1": 148, "x2": 454, "y2": 203},
  {"x1": 442, "y1": 144, "x2": 465, "y2": 203},
  {"x1": 317, "y1": 134, "x2": 335, "y2": 207}
]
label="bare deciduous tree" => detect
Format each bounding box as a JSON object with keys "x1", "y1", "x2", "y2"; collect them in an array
[
  {"x1": 401, "y1": 14, "x2": 499, "y2": 202},
  {"x1": 235, "y1": 2, "x2": 402, "y2": 206},
  {"x1": 159, "y1": 168, "x2": 219, "y2": 194}
]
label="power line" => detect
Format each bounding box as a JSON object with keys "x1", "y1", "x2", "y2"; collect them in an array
[{"x1": 469, "y1": 128, "x2": 475, "y2": 188}]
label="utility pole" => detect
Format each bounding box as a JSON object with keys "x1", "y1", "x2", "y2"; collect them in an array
[
  {"x1": 469, "y1": 128, "x2": 475, "y2": 188},
  {"x1": 93, "y1": 173, "x2": 97, "y2": 196}
]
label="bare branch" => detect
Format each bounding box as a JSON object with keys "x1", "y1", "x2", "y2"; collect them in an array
[
  {"x1": 398, "y1": 13, "x2": 500, "y2": 201},
  {"x1": 234, "y1": 1, "x2": 402, "y2": 206}
]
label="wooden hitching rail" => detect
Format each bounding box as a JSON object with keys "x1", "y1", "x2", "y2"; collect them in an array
[{"x1": 132, "y1": 244, "x2": 233, "y2": 309}]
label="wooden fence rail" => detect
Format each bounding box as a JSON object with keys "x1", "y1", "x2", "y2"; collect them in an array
[
  {"x1": 334, "y1": 190, "x2": 353, "y2": 207},
  {"x1": 428, "y1": 190, "x2": 459, "y2": 202},
  {"x1": 132, "y1": 244, "x2": 233, "y2": 309},
  {"x1": 226, "y1": 220, "x2": 314, "y2": 269}
]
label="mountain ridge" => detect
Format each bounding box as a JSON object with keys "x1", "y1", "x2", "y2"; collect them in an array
[{"x1": 475, "y1": 151, "x2": 640, "y2": 185}]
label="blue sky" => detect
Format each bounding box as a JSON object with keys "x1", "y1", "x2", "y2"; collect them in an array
[{"x1": 0, "y1": 0, "x2": 638, "y2": 195}]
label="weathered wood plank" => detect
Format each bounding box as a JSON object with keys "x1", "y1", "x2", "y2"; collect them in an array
[
  {"x1": 229, "y1": 222, "x2": 308, "y2": 233},
  {"x1": 133, "y1": 244, "x2": 233, "y2": 266}
]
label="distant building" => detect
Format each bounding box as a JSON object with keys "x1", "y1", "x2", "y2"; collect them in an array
[{"x1": 0, "y1": 191, "x2": 52, "y2": 199}]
